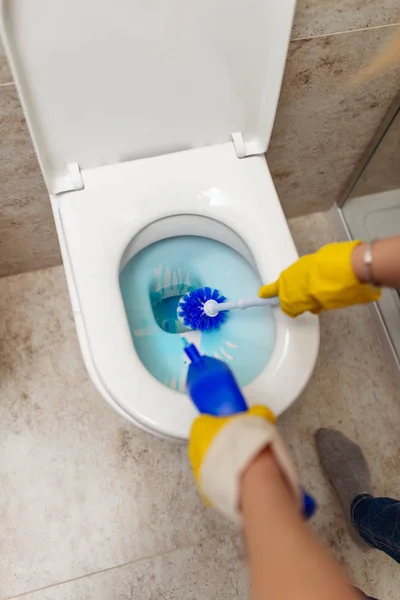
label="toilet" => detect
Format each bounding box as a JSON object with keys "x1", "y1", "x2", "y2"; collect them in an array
[{"x1": 1, "y1": 0, "x2": 319, "y2": 440}]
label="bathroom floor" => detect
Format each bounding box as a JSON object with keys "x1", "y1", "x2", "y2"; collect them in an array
[{"x1": 0, "y1": 210, "x2": 399, "y2": 600}]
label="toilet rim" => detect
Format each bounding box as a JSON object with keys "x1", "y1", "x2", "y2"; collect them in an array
[
  {"x1": 55, "y1": 144, "x2": 319, "y2": 439},
  {"x1": 68, "y1": 237, "x2": 317, "y2": 439},
  {"x1": 58, "y1": 211, "x2": 319, "y2": 440}
]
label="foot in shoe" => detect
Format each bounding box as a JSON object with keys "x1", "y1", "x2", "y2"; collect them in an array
[{"x1": 315, "y1": 428, "x2": 372, "y2": 548}]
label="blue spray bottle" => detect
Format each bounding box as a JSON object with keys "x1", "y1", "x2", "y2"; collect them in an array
[{"x1": 183, "y1": 340, "x2": 316, "y2": 519}]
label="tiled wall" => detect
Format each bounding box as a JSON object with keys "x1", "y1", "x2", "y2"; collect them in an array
[
  {"x1": 1, "y1": 3, "x2": 400, "y2": 276},
  {"x1": 0, "y1": 40, "x2": 62, "y2": 277},
  {"x1": 267, "y1": 23, "x2": 400, "y2": 217},
  {"x1": 348, "y1": 107, "x2": 400, "y2": 198}
]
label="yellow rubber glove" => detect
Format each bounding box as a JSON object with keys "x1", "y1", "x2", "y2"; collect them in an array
[
  {"x1": 189, "y1": 405, "x2": 301, "y2": 522},
  {"x1": 259, "y1": 241, "x2": 381, "y2": 318}
]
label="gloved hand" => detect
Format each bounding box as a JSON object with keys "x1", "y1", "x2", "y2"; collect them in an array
[
  {"x1": 189, "y1": 405, "x2": 303, "y2": 522},
  {"x1": 259, "y1": 240, "x2": 381, "y2": 318}
]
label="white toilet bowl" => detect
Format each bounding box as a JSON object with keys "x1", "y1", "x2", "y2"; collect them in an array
[
  {"x1": 1, "y1": 0, "x2": 320, "y2": 440},
  {"x1": 56, "y1": 143, "x2": 319, "y2": 438}
]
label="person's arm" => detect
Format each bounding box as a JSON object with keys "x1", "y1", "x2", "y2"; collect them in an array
[
  {"x1": 352, "y1": 236, "x2": 400, "y2": 288},
  {"x1": 190, "y1": 406, "x2": 361, "y2": 600},
  {"x1": 241, "y1": 448, "x2": 360, "y2": 600},
  {"x1": 258, "y1": 239, "x2": 387, "y2": 318}
]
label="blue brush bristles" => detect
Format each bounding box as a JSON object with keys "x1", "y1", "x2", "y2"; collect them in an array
[{"x1": 178, "y1": 287, "x2": 228, "y2": 332}]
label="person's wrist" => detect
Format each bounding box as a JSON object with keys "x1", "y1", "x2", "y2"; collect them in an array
[
  {"x1": 352, "y1": 241, "x2": 382, "y2": 285},
  {"x1": 240, "y1": 448, "x2": 278, "y2": 506},
  {"x1": 240, "y1": 447, "x2": 298, "y2": 516},
  {"x1": 351, "y1": 242, "x2": 367, "y2": 283},
  {"x1": 242, "y1": 447, "x2": 279, "y2": 485}
]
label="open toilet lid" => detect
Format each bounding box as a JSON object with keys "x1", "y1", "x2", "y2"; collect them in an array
[{"x1": 0, "y1": 0, "x2": 296, "y2": 195}]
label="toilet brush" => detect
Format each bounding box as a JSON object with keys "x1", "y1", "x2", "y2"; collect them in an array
[{"x1": 177, "y1": 286, "x2": 279, "y2": 332}]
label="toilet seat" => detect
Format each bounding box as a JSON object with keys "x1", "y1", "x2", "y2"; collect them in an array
[
  {"x1": 1, "y1": 0, "x2": 319, "y2": 439},
  {"x1": 56, "y1": 143, "x2": 319, "y2": 439}
]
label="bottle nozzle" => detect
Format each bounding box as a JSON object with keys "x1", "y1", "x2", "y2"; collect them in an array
[{"x1": 183, "y1": 339, "x2": 202, "y2": 364}]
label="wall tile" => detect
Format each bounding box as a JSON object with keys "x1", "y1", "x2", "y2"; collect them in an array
[
  {"x1": 0, "y1": 85, "x2": 61, "y2": 276},
  {"x1": 267, "y1": 25, "x2": 400, "y2": 218},
  {"x1": 0, "y1": 37, "x2": 13, "y2": 84},
  {"x1": 348, "y1": 105, "x2": 400, "y2": 198},
  {"x1": 2, "y1": 23, "x2": 400, "y2": 274},
  {"x1": 292, "y1": 0, "x2": 400, "y2": 39},
  {"x1": 0, "y1": 56, "x2": 12, "y2": 85}
]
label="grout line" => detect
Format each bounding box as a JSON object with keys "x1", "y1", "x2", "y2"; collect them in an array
[
  {"x1": 290, "y1": 21, "x2": 400, "y2": 42},
  {"x1": 0, "y1": 536, "x2": 230, "y2": 600},
  {"x1": 0, "y1": 81, "x2": 14, "y2": 88}
]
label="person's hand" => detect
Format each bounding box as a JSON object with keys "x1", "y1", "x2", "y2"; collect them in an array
[
  {"x1": 188, "y1": 405, "x2": 303, "y2": 522},
  {"x1": 259, "y1": 240, "x2": 381, "y2": 318}
]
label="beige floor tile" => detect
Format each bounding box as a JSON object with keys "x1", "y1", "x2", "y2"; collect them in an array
[
  {"x1": 0, "y1": 268, "x2": 235, "y2": 598},
  {"x1": 1, "y1": 209, "x2": 400, "y2": 599},
  {"x1": 286, "y1": 210, "x2": 400, "y2": 598},
  {"x1": 292, "y1": 0, "x2": 400, "y2": 39},
  {"x1": 6, "y1": 537, "x2": 246, "y2": 600}
]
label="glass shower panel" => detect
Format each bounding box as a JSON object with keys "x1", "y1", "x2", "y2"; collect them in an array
[{"x1": 340, "y1": 102, "x2": 400, "y2": 365}]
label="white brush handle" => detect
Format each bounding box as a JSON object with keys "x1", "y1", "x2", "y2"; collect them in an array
[
  {"x1": 220, "y1": 296, "x2": 279, "y2": 311},
  {"x1": 203, "y1": 296, "x2": 279, "y2": 317}
]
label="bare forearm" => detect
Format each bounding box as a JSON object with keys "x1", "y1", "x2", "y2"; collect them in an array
[
  {"x1": 241, "y1": 450, "x2": 360, "y2": 600},
  {"x1": 352, "y1": 236, "x2": 400, "y2": 288}
]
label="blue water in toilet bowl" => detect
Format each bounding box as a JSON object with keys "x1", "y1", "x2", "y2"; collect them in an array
[{"x1": 119, "y1": 236, "x2": 276, "y2": 393}]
